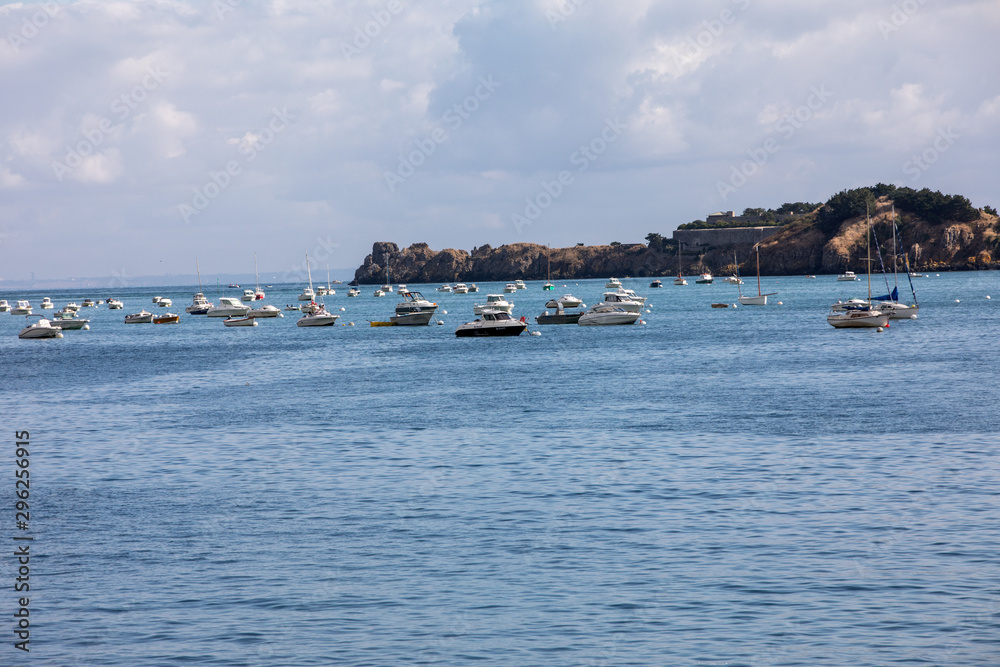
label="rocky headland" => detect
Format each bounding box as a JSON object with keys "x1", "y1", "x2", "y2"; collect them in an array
[{"x1": 353, "y1": 187, "x2": 999, "y2": 282}]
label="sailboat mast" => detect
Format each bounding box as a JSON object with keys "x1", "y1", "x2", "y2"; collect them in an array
[
  {"x1": 196, "y1": 258, "x2": 203, "y2": 292},
  {"x1": 306, "y1": 252, "x2": 313, "y2": 291},
  {"x1": 254, "y1": 252, "x2": 260, "y2": 293},
  {"x1": 866, "y1": 208, "x2": 872, "y2": 301},
  {"x1": 754, "y1": 245, "x2": 761, "y2": 296},
  {"x1": 891, "y1": 205, "x2": 899, "y2": 292}
]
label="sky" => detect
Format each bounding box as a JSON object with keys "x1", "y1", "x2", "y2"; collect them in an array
[{"x1": 0, "y1": 0, "x2": 998, "y2": 282}]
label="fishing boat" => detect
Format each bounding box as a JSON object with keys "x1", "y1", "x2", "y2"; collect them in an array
[
  {"x1": 223, "y1": 315, "x2": 257, "y2": 327},
  {"x1": 453, "y1": 283, "x2": 469, "y2": 294},
  {"x1": 514, "y1": 280, "x2": 526, "y2": 290},
  {"x1": 11, "y1": 300, "x2": 32, "y2": 315},
  {"x1": 737, "y1": 244, "x2": 777, "y2": 306},
  {"x1": 606, "y1": 277, "x2": 622, "y2": 288},
  {"x1": 503, "y1": 283, "x2": 517, "y2": 293},
  {"x1": 695, "y1": 273, "x2": 714, "y2": 284},
  {"x1": 828, "y1": 208, "x2": 888, "y2": 329},
  {"x1": 438, "y1": 284, "x2": 454, "y2": 293},
  {"x1": 124, "y1": 310, "x2": 154, "y2": 324},
  {"x1": 40, "y1": 297, "x2": 54, "y2": 309},
  {"x1": 0, "y1": 300, "x2": 9, "y2": 312},
  {"x1": 837, "y1": 271, "x2": 859, "y2": 281},
  {"x1": 390, "y1": 291, "x2": 437, "y2": 325}
]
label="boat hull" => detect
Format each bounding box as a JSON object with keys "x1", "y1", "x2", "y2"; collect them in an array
[
  {"x1": 827, "y1": 311, "x2": 889, "y2": 328},
  {"x1": 535, "y1": 311, "x2": 583, "y2": 325},
  {"x1": 296, "y1": 314, "x2": 340, "y2": 327},
  {"x1": 390, "y1": 311, "x2": 435, "y2": 325},
  {"x1": 455, "y1": 322, "x2": 527, "y2": 337},
  {"x1": 153, "y1": 315, "x2": 180, "y2": 324},
  {"x1": 223, "y1": 316, "x2": 257, "y2": 327},
  {"x1": 19, "y1": 327, "x2": 62, "y2": 339},
  {"x1": 53, "y1": 318, "x2": 90, "y2": 329},
  {"x1": 738, "y1": 295, "x2": 767, "y2": 306},
  {"x1": 578, "y1": 311, "x2": 640, "y2": 325}
]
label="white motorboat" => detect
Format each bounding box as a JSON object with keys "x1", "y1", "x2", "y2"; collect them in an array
[
  {"x1": 827, "y1": 306, "x2": 888, "y2": 328},
  {"x1": 298, "y1": 286, "x2": 315, "y2": 301},
  {"x1": 514, "y1": 280, "x2": 526, "y2": 290},
  {"x1": 296, "y1": 306, "x2": 340, "y2": 327},
  {"x1": 437, "y1": 284, "x2": 453, "y2": 293},
  {"x1": 207, "y1": 297, "x2": 251, "y2": 318},
  {"x1": 380, "y1": 284, "x2": 393, "y2": 293},
  {"x1": 157, "y1": 298, "x2": 172, "y2": 307},
  {"x1": 455, "y1": 310, "x2": 527, "y2": 337},
  {"x1": 11, "y1": 300, "x2": 32, "y2": 315},
  {"x1": 467, "y1": 284, "x2": 479, "y2": 293},
  {"x1": 40, "y1": 297, "x2": 54, "y2": 309},
  {"x1": 50, "y1": 312, "x2": 90, "y2": 329},
  {"x1": 284, "y1": 304, "x2": 300, "y2": 311},
  {"x1": 186, "y1": 292, "x2": 213, "y2": 314},
  {"x1": 300, "y1": 301, "x2": 322, "y2": 314},
  {"x1": 695, "y1": 273, "x2": 714, "y2": 284},
  {"x1": 722, "y1": 276, "x2": 743, "y2": 285},
  {"x1": 223, "y1": 315, "x2": 257, "y2": 327},
  {"x1": 453, "y1": 283, "x2": 469, "y2": 294},
  {"x1": 81, "y1": 299, "x2": 97, "y2": 308},
  {"x1": 18, "y1": 315, "x2": 63, "y2": 339},
  {"x1": 347, "y1": 288, "x2": 361, "y2": 297},
  {"x1": 64, "y1": 302, "x2": 81, "y2": 312},
  {"x1": 316, "y1": 286, "x2": 329, "y2": 296},
  {"x1": 248, "y1": 304, "x2": 283, "y2": 318},
  {"x1": 649, "y1": 280, "x2": 662, "y2": 288},
  {"x1": 503, "y1": 283, "x2": 517, "y2": 293},
  {"x1": 578, "y1": 304, "x2": 640, "y2": 325},
  {"x1": 600, "y1": 291, "x2": 643, "y2": 313},
  {"x1": 473, "y1": 294, "x2": 514, "y2": 315},
  {"x1": 241, "y1": 289, "x2": 257, "y2": 302},
  {"x1": 610, "y1": 287, "x2": 646, "y2": 304},
  {"x1": 152, "y1": 296, "x2": 162, "y2": 304},
  {"x1": 837, "y1": 271, "x2": 859, "y2": 281},
  {"x1": 373, "y1": 289, "x2": 385, "y2": 297},
  {"x1": 396, "y1": 284, "x2": 407, "y2": 293},
  {"x1": 124, "y1": 310, "x2": 154, "y2": 323},
  {"x1": 106, "y1": 298, "x2": 124, "y2": 309},
  {"x1": 606, "y1": 277, "x2": 622, "y2": 288},
  {"x1": 545, "y1": 294, "x2": 583, "y2": 309},
  {"x1": 391, "y1": 290, "x2": 438, "y2": 326},
  {"x1": 0, "y1": 300, "x2": 9, "y2": 312}
]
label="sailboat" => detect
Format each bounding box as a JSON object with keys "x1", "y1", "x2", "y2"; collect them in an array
[
  {"x1": 297, "y1": 253, "x2": 316, "y2": 301},
  {"x1": 871, "y1": 206, "x2": 919, "y2": 319},
  {"x1": 737, "y1": 243, "x2": 776, "y2": 305},
  {"x1": 827, "y1": 207, "x2": 889, "y2": 328},
  {"x1": 543, "y1": 246, "x2": 555, "y2": 290},
  {"x1": 253, "y1": 253, "x2": 265, "y2": 300},
  {"x1": 186, "y1": 259, "x2": 214, "y2": 314},
  {"x1": 380, "y1": 254, "x2": 393, "y2": 293},
  {"x1": 673, "y1": 245, "x2": 687, "y2": 285}
]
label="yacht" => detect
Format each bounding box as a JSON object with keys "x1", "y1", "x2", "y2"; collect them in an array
[
  {"x1": 81, "y1": 299, "x2": 97, "y2": 308},
  {"x1": 545, "y1": 294, "x2": 583, "y2": 309},
  {"x1": 437, "y1": 284, "x2": 453, "y2": 293},
  {"x1": 578, "y1": 304, "x2": 640, "y2": 325},
  {"x1": 606, "y1": 277, "x2": 622, "y2": 288},
  {"x1": 827, "y1": 305, "x2": 888, "y2": 328},
  {"x1": 223, "y1": 315, "x2": 258, "y2": 327},
  {"x1": 455, "y1": 310, "x2": 527, "y2": 337},
  {"x1": 296, "y1": 306, "x2": 340, "y2": 327},
  {"x1": 453, "y1": 283, "x2": 469, "y2": 294},
  {"x1": 514, "y1": 280, "x2": 526, "y2": 290},
  {"x1": 157, "y1": 298, "x2": 172, "y2": 307},
  {"x1": 0, "y1": 300, "x2": 9, "y2": 312},
  {"x1": 248, "y1": 304, "x2": 283, "y2": 318},
  {"x1": 467, "y1": 284, "x2": 479, "y2": 293},
  {"x1": 241, "y1": 289, "x2": 257, "y2": 302},
  {"x1": 535, "y1": 307, "x2": 583, "y2": 325},
  {"x1": 11, "y1": 300, "x2": 32, "y2": 315},
  {"x1": 837, "y1": 271, "x2": 859, "y2": 281},
  {"x1": 391, "y1": 291, "x2": 438, "y2": 326},
  {"x1": 473, "y1": 294, "x2": 514, "y2": 315},
  {"x1": 347, "y1": 288, "x2": 361, "y2": 297},
  {"x1": 186, "y1": 292, "x2": 213, "y2": 314},
  {"x1": 600, "y1": 291, "x2": 643, "y2": 313},
  {"x1": 106, "y1": 298, "x2": 124, "y2": 309},
  {"x1": 153, "y1": 313, "x2": 180, "y2": 324},
  {"x1": 18, "y1": 315, "x2": 63, "y2": 339},
  {"x1": 124, "y1": 310, "x2": 154, "y2": 324},
  {"x1": 503, "y1": 283, "x2": 517, "y2": 293},
  {"x1": 649, "y1": 280, "x2": 662, "y2": 288},
  {"x1": 695, "y1": 273, "x2": 714, "y2": 284},
  {"x1": 40, "y1": 297, "x2": 54, "y2": 309},
  {"x1": 207, "y1": 297, "x2": 251, "y2": 318}
]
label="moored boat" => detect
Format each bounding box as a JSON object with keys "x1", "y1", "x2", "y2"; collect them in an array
[
  {"x1": 223, "y1": 315, "x2": 257, "y2": 327},
  {"x1": 153, "y1": 313, "x2": 180, "y2": 324},
  {"x1": 124, "y1": 310, "x2": 154, "y2": 323},
  {"x1": 11, "y1": 300, "x2": 32, "y2": 315},
  {"x1": 390, "y1": 290, "x2": 437, "y2": 326},
  {"x1": 535, "y1": 308, "x2": 583, "y2": 325},
  {"x1": 207, "y1": 297, "x2": 250, "y2": 318},
  {"x1": 296, "y1": 306, "x2": 340, "y2": 327},
  {"x1": 578, "y1": 304, "x2": 640, "y2": 325},
  {"x1": 473, "y1": 294, "x2": 514, "y2": 315},
  {"x1": 455, "y1": 310, "x2": 527, "y2": 337},
  {"x1": 18, "y1": 315, "x2": 63, "y2": 339}
]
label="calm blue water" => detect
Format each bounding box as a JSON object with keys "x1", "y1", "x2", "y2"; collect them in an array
[{"x1": 1, "y1": 274, "x2": 998, "y2": 665}]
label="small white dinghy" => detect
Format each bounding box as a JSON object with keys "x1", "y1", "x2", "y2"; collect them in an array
[{"x1": 223, "y1": 315, "x2": 258, "y2": 327}]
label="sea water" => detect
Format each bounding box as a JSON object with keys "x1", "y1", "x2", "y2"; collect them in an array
[{"x1": 1, "y1": 273, "x2": 997, "y2": 665}]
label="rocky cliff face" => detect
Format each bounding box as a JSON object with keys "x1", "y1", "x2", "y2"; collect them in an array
[{"x1": 354, "y1": 198, "x2": 999, "y2": 281}]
